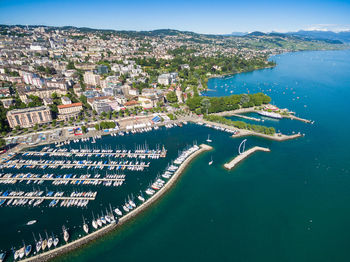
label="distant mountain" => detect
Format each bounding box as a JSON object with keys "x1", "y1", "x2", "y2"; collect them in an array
[
  {"x1": 288, "y1": 30, "x2": 350, "y2": 43},
  {"x1": 245, "y1": 31, "x2": 267, "y2": 36},
  {"x1": 230, "y1": 32, "x2": 247, "y2": 36}
]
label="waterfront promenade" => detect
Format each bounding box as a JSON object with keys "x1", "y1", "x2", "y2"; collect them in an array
[
  {"x1": 20, "y1": 144, "x2": 212, "y2": 262},
  {"x1": 224, "y1": 146, "x2": 270, "y2": 170}
]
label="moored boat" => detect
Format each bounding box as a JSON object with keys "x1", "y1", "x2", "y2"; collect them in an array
[{"x1": 62, "y1": 226, "x2": 69, "y2": 242}]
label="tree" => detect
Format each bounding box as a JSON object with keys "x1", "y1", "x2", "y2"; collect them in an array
[
  {"x1": 81, "y1": 126, "x2": 87, "y2": 133},
  {"x1": 66, "y1": 61, "x2": 76, "y2": 70},
  {"x1": 166, "y1": 91, "x2": 178, "y2": 103},
  {"x1": 33, "y1": 124, "x2": 39, "y2": 131},
  {"x1": 0, "y1": 138, "x2": 6, "y2": 148},
  {"x1": 201, "y1": 98, "x2": 211, "y2": 114},
  {"x1": 240, "y1": 94, "x2": 250, "y2": 105}
]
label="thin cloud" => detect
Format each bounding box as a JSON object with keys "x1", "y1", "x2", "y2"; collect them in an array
[{"x1": 304, "y1": 24, "x2": 350, "y2": 32}]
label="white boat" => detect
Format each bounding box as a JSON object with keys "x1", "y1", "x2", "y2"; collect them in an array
[
  {"x1": 83, "y1": 216, "x2": 89, "y2": 234},
  {"x1": 137, "y1": 195, "x2": 145, "y2": 202},
  {"x1": 209, "y1": 156, "x2": 213, "y2": 165},
  {"x1": 18, "y1": 247, "x2": 25, "y2": 259},
  {"x1": 53, "y1": 234, "x2": 59, "y2": 247},
  {"x1": 206, "y1": 135, "x2": 212, "y2": 143},
  {"x1": 47, "y1": 236, "x2": 53, "y2": 249},
  {"x1": 13, "y1": 250, "x2": 19, "y2": 260},
  {"x1": 257, "y1": 111, "x2": 282, "y2": 119},
  {"x1": 26, "y1": 220, "x2": 37, "y2": 225},
  {"x1": 63, "y1": 226, "x2": 69, "y2": 242},
  {"x1": 114, "y1": 208, "x2": 122, "y2": 216},
  {"x1": 97, "y1": 218, "x2": 102, "y2": 227},
  {"x1": 92, "y1": 219, "x2": 98, "y2": 229},
  {"x1": 36, "y1": 235, "x2": 42, "y2": 253}
]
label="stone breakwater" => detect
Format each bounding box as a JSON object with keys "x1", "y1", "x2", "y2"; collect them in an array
[
  {"x1": 224, "y1": 146, "x2": 270, "y2": 170},
  {"x1": 21, "y1": 144, "x2": 212, "y2": 262}
]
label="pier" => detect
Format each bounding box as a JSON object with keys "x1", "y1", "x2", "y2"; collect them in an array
[
  {"x1": 0, "y1": 195, "x2": 95, "y2": 201},
  {"x1": 21, "y1": 147, "x2": 167, "y2": 159},
  {"x1": 1, "y1": 160, "x2": 150, "y2": 169},
  {"x1": 0, "y1": 176, "x2": 125, "y2": 182},
  {"x1": 224, "y1": 146, "x2": 270, "y2": 170},
  {"x1": 284, "y1": 114, "x2": 312, "y2": 123},
  {"x1": 19, "y1": 144, "x2": 212, "y2": 262}
]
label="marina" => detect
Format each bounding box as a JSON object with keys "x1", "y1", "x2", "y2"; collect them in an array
[
  {"x1": 1, "y1": 159, "x2": 150, "y2": 170},
  {"x1": 6, "y1": 143, "x2": 212, "y2": 262},
  {"x1": 21, "y1": 146, "x2": 167, "y2": 159},
  {"x1": 0, "y1": 173, "x2": 125, "y2": 187}
]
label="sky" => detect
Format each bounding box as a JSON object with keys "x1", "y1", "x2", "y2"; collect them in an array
[{"x1": 0, "y1": 0, "x2": 350, "y2": 34}]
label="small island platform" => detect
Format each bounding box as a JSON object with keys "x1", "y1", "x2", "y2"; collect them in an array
[{"x1": 224, "y1": 146, "x2": 270, "y2": 170}]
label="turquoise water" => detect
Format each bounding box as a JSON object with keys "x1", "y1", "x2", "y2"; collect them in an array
[
  {"x1": 2, "y1": 50, "x2": 350, "y2": 262},
  {"x1": 55, "y1": 50, "x2": 350, "y2": 262}
]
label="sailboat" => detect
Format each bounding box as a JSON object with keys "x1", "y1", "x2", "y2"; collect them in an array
[
  {"x1": 53, "y1": 233, "x2": 59, "y2": 247},
  {"x1": 83, "y1": 216, "x2": 89, "y2": 234},
  {"x1": 206, "y1": 135, "x2": 212, "y2": 143},
  {"x1": 92, "y1": 212, "x2": 98, "y2": 229},
  {"x1": 208, "y1": 156, "x2": 213, "y2": 165},
  {"x1": 62, "y1": 226, "x2": 69, "y2": 242}
]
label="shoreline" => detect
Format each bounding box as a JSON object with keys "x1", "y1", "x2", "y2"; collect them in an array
[
  {"x1": 0, "y1": 114, "x2": 302, "y2": 165},
  {"x1": 206, "y1": 65, "x2": 276, "y2": 81},
  {"x1": 20, "y1": 144, "x2": 212, "y2": 262},
  {"x1": 191, "y1": 118, "x2": 302, "y2": 141}
]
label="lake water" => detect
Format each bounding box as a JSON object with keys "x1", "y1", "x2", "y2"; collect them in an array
[{"x1": 2, "y1": 49, "x2": 350, "y2": 262}]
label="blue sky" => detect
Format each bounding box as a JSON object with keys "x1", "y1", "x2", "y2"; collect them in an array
[{"x1": 0, "y1": 0, "x2": 349, "y2": 34}]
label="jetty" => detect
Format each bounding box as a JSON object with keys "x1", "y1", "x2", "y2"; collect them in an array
[
  {"x1": 224, "y1": 146, "x2": 270, "y2": 170},
  {"x1": 283, "y1": 114, "x2": 312, "y2": 123},
  {"x1": 19, "y1": 144, "x2": 212, "y2": 262}
]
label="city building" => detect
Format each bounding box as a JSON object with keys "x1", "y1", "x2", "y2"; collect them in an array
[
  {"x1": 6, "y1": 106, "x2": 52, "y2": 128},
  {"x1": 84, "y1": 71, "x2": 101, "y2": 86},
  {"x1": 57, "y1": 102, "x2": 83, "y2": 121},
  {"x1": 96, "y1": 65, "x2": 109, "y2": 74}
]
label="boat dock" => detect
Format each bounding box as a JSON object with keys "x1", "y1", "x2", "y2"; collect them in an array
[
  {"x1": 224, "y1": 146, "x2": 270, "y2": 170},
  {"x1": 0, "y1": 176, "x2": 125, "y2": 182},
  {"x1": 1, "y1": 160, "x2": 150, "y2": 170},
  {"x1": 21, "y1": 147, "x2": 167, "y2": 159},
  {"x1": 0, "y1": 195, "x2": 95, "y2": 201}
]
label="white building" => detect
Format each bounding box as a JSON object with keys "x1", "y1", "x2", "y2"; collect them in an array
[{"x1": 84, "y1": 71, "x2": 101, "y2": 86}]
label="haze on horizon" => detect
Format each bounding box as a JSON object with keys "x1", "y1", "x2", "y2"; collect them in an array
[{"x1": 0, "y1": 0, "x2": 350, "y2": 34}]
